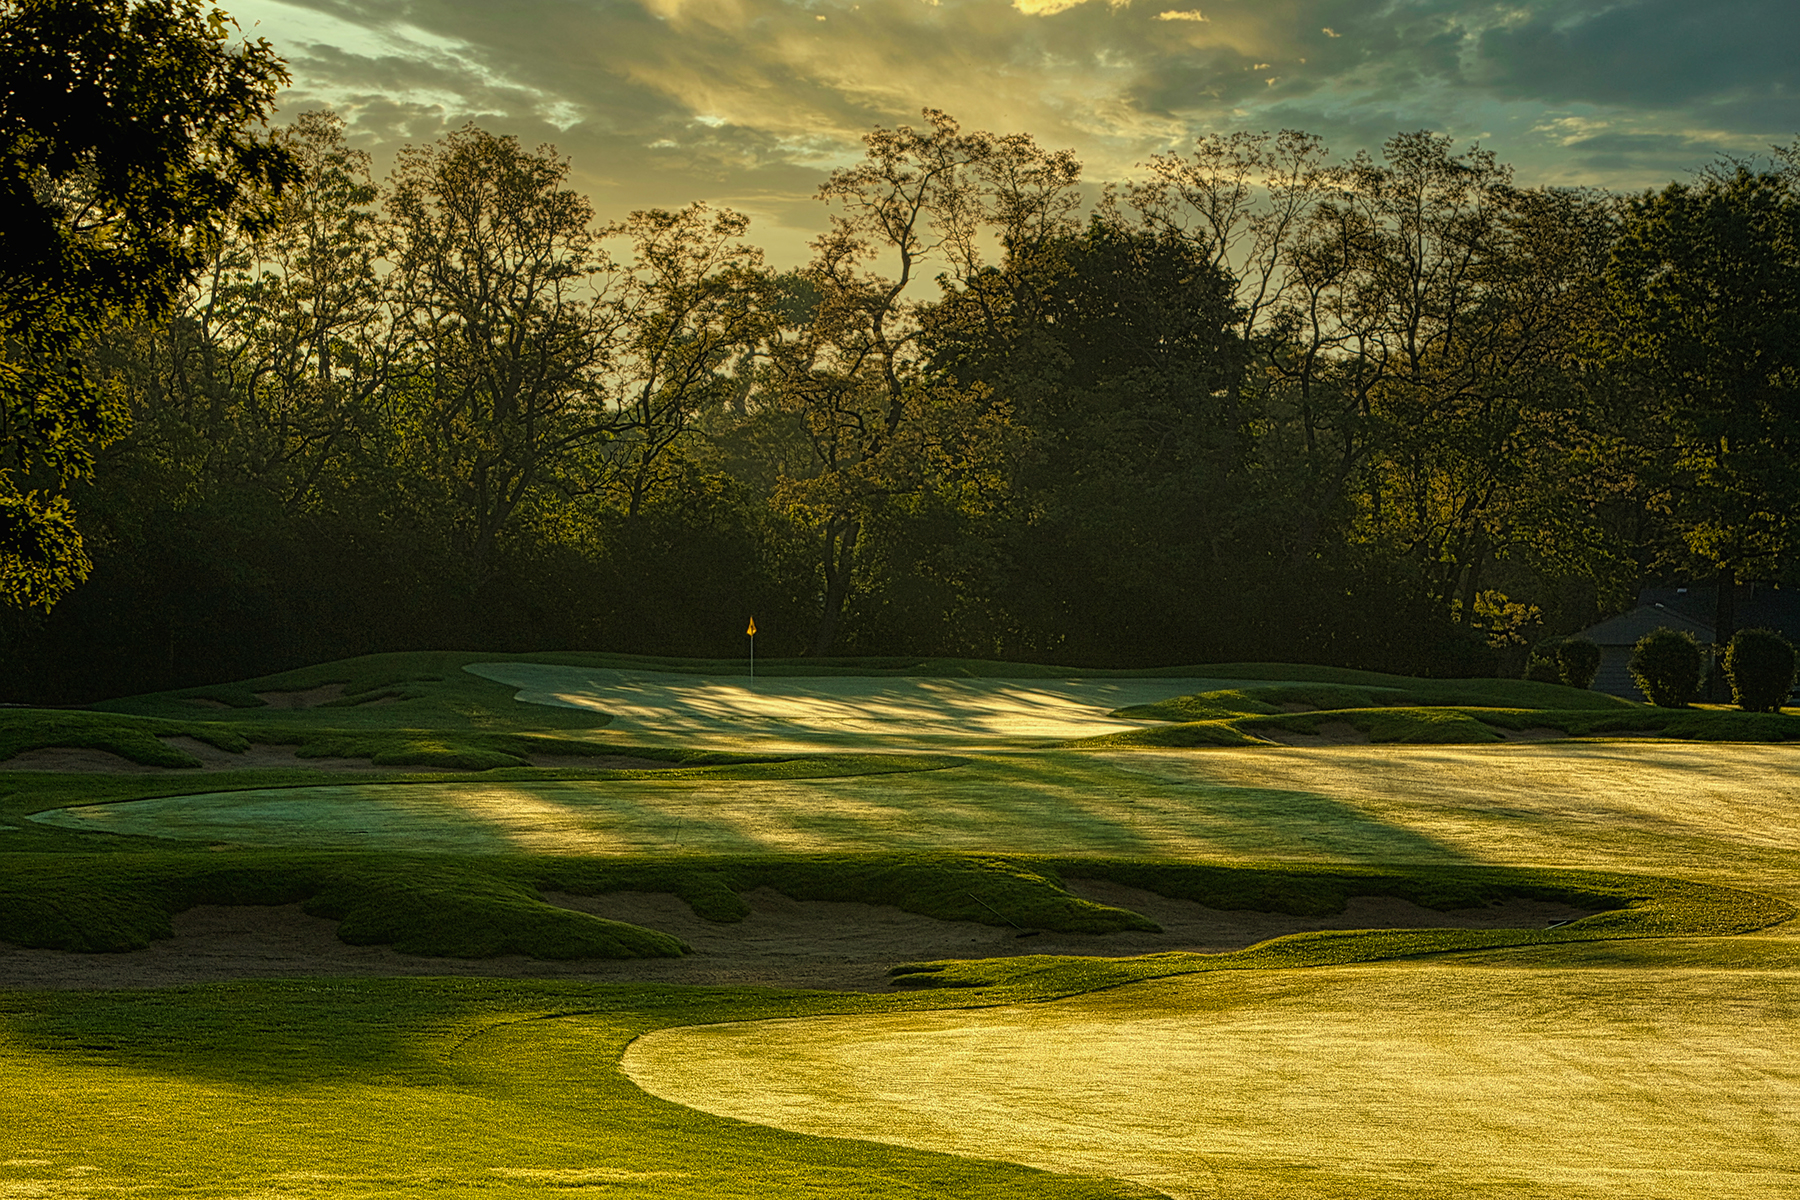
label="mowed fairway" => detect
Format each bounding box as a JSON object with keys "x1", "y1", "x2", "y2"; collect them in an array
[
  {"x1": 37, "y1": 741, "x2": 1800, "y2": 901},
  {"x1": 625, "y1": 952, "x2": 1800, "y2": 1200}
]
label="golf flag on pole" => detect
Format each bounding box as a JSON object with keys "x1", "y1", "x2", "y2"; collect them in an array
[
  {"x1": 747, "y1": 618, "x2": 757, "y2": 636},
  {"x1": 747, "y1": 617, "x2": 756, "y2": 680}
]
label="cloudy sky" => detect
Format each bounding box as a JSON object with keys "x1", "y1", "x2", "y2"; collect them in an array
[{"x1": 227, "y1": 0, "x2": 1800, "y2": 264}]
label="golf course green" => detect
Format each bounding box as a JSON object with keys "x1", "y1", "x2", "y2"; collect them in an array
[{"x1": 1, "y1": 652, "x2": 1796, "y2": 1199}]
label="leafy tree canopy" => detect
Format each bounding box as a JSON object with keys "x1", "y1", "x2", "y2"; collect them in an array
[{"x1": 0, "y1": 0, "x2": 291, "y2": 608}]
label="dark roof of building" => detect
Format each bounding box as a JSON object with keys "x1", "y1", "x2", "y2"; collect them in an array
[
  {"x1": 1580, "y1": 604, "x2": 1715, "y2": 647},
  {"x1": 1638, "y1": 584, "x2": 1800, "y2": 639}
]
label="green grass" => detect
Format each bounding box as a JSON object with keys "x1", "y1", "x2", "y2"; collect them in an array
[
  {"x1": 8, "y1": 653, "x2": 1800, "y2": 1199},
  {"x1": 628, "y1": 955, "x2": 1800, "y2": 1200},
  {"x1": 5, "y1": 849, "x2": 1778, "y2": 959},
  {"x1": 0, "y1": 976, "x2": 1171, "y2": 1200},
  {"x1": 1111, "y1": 679, "x2": 1637, "y2": 721},
  {"x1": 95, "y1": 649, "x2": 1618, "y2": 728},
  {"x1": 1084, "y1": 681, "x2": 1800, "y2": 747},
  {"x1": 0, "y1": 706, "x2": 828, "y2": 770}
]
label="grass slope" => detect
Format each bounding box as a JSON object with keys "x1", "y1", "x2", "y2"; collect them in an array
[
  {"x1": 1085, "y1": 681, "x2": 1798, "y2": 747},
  {"x1": 90, "y1": 650, "x2": 1607, "y2": 726},
  {"x1": 1, "y1": 887, "x2": 1793, "y2": 1200},
  {"x1": 627, "y1": 956, "x2": 1800, "y2": 1200},
  {"x1": 0, "y1": 708, "x2": 828, "y2": 770},
  {"x1": 7, "y1": 652, "x2": 1800, "y2": 1199},
  {"x1": 0, "y1": 849, "x2": 1784, "y2": 962},
  {"x1": 0, "y1": 976, "x2": 1169, "y2": 1200}
]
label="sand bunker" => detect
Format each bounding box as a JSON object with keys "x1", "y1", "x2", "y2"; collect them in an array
[{"x1": 0, "y1": 882, "x2": 1601, "y2": 992}]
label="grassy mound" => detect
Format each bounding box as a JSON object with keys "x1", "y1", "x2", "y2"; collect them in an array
[
  {"x1": 1083, "y1": 681, "x2": 1800, "y2": 748},
  {"x1": 0, "y1": 853, "x2": 689, "y2": 959},
  {"x1": 0, "y1": 706, "x2": 973, "y2": 775},
  {"x1": 1113, "y1": 679, "x2": 1635, "y2": 722},
  {"x1": 888, "y1": 860, "x2": 1791, "y2": 991},
  {"x1": 0, "y1": 850, "x2": 1783, "y2": 965}
]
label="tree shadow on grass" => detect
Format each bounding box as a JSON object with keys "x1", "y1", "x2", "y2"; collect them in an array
[{"x1": 26, "y1": 754, "x2": 1481, "y2": 865}]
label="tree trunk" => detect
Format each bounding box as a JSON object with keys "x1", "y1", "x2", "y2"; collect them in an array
[
  {"x1": 1457, "y1": 537, "x2": 1486, "y2": 624},
  {"x1": 1711, "y1": 563, "x2": 1737, "y2": 701},
  {"x1": 808, "y1": 516, "x2": 860, "y2": 657}
]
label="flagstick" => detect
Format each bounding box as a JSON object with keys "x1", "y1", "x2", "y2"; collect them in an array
[{"x1": 746, "y1": 617, "x2": 756, "y2": 681}]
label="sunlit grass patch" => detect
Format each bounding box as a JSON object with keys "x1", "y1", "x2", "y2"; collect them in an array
[
  {"x1": 0, "y1": 977, "x2": 1168, "y2": 1200},
  {"x1": 625, "y1": 960, "x2": 1800, "y2": 1200}
]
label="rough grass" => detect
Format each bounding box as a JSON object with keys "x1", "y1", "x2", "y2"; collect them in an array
[
  {"x1": 1112, "y1": 680, "x2": 1636, "y2": 721},
  {"x1": 1083, "y1": 684, "x2": 1800, "y2": 748},
  {"x1": 0, "y1": 848, "x2": 1783, "y2": 963},
  {"x1": 0, "y1": 708, "x2": 824, "y2": 770},
  {"x1": 0, "y1": 851, "x2": 1154, "y2": 954}
]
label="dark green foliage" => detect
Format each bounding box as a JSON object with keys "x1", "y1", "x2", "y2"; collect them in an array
[
  {"x1": 1723, "y1": 627, "x2": 1795, "y2": 713},
  {"x1": 1555, "y1": 638, "x2": 1603, "y2": 689},
  {"x1": 1524, "y1": 644, "x2": 1563, "y2": 683},
  {"x1": 1630, "y1": 627, "x2": 1706, "y2": 707},
  {"x1": 1603, "y1": 170, "x2": 1800, "y2": 601},
  {"x1": 1524, "y1": 636, "x2": 1600, "y2": 688},
  {"x1": 0, "y1": 0, "x2": 294, "y2": 609}
]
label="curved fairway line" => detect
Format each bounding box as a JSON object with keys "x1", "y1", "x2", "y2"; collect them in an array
[{"x1": 624, "y1": 961, "x2": 1800, "y2": 1200}]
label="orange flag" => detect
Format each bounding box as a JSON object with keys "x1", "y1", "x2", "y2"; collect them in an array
[{"x1": 746, "y1": 618, "x2": 757, "y2": 636}]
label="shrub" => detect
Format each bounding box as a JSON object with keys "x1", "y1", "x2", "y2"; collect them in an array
[
  {"x1": 1629, "y1": 628, "x2": 1705, "y2": 708},
  {"x1": 1417, "y1": 627, "x2": 1499, "y2": 678},
  {"x1": 1723, "y1": 628, "x2": 1796, "y2": 713},
  {"x1": 1524, "y1": 639, "x2": 1563, "y2": 684},
  {"x1": 1554, "y1": 638, "x2": 1602, "y2": 690}
]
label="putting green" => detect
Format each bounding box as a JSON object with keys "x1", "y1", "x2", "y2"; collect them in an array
[
  {"x1": 33, "y1": 745, "x2": 1800, "y2": 902},
  {"x1": 463, "y1": 663, "x2": 1249, "y2": 748},
  {"x1": 624, "y1": 957, "x2": 1800, "y2": 1200}
]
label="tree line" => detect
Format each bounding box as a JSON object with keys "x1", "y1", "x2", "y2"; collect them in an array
[{"x1": 4, "y1": 8, "x2": 1798, "y2": 701}]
